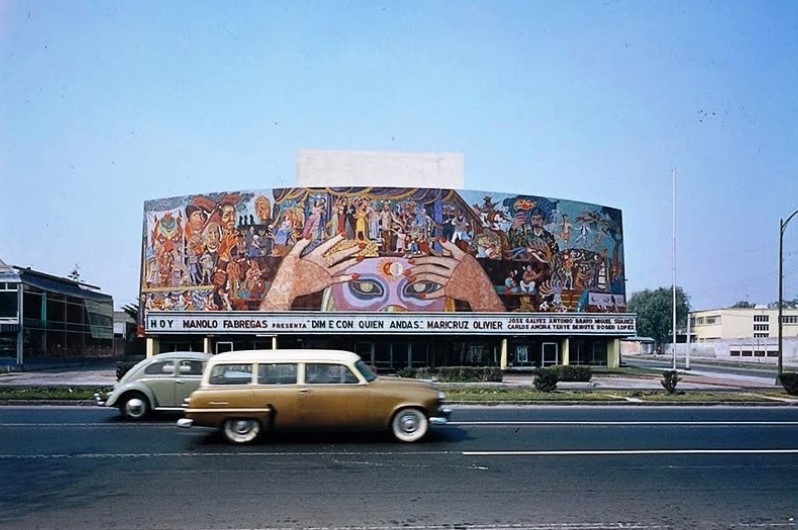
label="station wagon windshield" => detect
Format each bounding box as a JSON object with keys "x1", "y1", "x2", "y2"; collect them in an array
[{"x1": 355, "y1": 360, "x2": 377, "y2": 382}]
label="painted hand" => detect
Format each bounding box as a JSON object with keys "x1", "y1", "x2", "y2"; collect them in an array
[
  {"x1": 408, "y1": 239, "x2": 505, "y2": 312},
  {"x1": 260, "y1": 234, "x2": 363, "y2": 311}
]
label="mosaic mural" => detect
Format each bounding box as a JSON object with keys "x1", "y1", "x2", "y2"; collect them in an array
[{"x1": 140, "y1": 187, "x2": 625, "y2": 314}]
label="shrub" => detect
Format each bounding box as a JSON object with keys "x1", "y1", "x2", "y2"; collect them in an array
[
  {"x1": 395, "y1": 367, "x2": 417, "y2": 379},
  {"x1": 661, "y1": 370, "x2": 681, "y2": 394},
  {"x1": 116, "y1": 361, "x2": 138, "y2": 381},
  {"x1": 548, "y1": 365, "x2": 592, "y2": 382},
  {"x1": 779, "y1": 372, "x2": 798, "y2": 396},
  {"x1": 533, "y1": 368, "x2": 559, "y2": 392}
]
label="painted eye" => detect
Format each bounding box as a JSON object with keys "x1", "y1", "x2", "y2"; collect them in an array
[
  {"x1": 403, "y1": 280, "x2": 442, "y2": 298},
  {"x1": 349, "y1": 279, "x2": 385, "y2": 299}
]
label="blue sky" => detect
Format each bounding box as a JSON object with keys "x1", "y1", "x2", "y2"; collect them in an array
[{"x1": 1, "y1": 0, "x2": 796, "y2": 311}]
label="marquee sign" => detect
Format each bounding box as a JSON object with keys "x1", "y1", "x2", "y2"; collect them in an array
[{"x1": 145, "y1": 311, "x2": 636, "y2": 336}]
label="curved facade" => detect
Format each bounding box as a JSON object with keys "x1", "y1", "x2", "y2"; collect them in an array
[{"x1": 140, "y1": 187, "x2": 634, "y2": 369}]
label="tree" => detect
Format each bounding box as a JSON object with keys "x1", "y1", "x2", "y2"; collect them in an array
[
  {"x1": 731, "y1": 300, "x2": 755, "y2": 308},
  {"x1": 121, "y1": 302, "x2": 139, "y2": 322},
  {"x1": 627, "y1": 286, "x2": 690, "y2": 350},
  {"x1": 769, "y1": 295, "x2": 798, "y2": 309},
  {"x1": 120, "y1": 302, "x2": 141, "y2": 337},
  {"x1": 119, "y1": 302, "x2": 145, "y2": 354}
]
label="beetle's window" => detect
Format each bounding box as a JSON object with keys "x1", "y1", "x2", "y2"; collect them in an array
[
  {"x1": 208, "y1": 363, "x2": 253, "y2": 385},
  {"x1": 257, "y1": 363, "x2": 298, "y2": 385},
  {"x1": 179, "y1": 360, "x2": 205, "y2": 376},
  {"x1": 305, "y1": 363, "x2": 358, "y2": 384},
  {"x1": 144, "y1": 360, "x2": 174, "y2": 375}
]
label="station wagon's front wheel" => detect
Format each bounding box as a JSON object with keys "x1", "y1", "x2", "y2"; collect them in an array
[
  {"x1": 391, "y1": 408, "x2": 429, "y2": 443},
  {"x1": 223, "y1": 418, "x2": 261, "y2": 444}
]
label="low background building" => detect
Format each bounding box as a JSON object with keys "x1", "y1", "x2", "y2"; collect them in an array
[
  {"x1": 684, "y1": 307, "x2": 798, "y2": 363},
  {"x1": 0, "y1": 259, "x2": 114, "y2": 369}
]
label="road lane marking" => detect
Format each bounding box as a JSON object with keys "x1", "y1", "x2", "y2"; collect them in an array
[
  {"x1": 194, "y1": 520, "x2": 795, "y2": 530},
  {"x1": 450, "y1": 421, "x2": 798, "y2": 426},
  {"x1": 3, "y1": 420, "x2": 798, "y2": 428},
  {"x1": 1, "y1": 448, "x2": 798, "y2": 460},
  {"x1": 0, "y1": 451, "x2": 453, "y2": 460},
  {"x1": 463, "y1": 449, "x2": 798, "y2": 456},
  {"x1": 0, "y1": 423, "x2": 174, "y2": 427}
]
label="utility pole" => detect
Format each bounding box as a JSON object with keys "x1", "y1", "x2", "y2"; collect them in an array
[{"x1": 778, "y1": 209, "x2": 798, "y2": 383}]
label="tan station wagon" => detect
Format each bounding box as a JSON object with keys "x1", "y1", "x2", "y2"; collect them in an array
[{"x1": 177, "y1": 349, "x2": 452, "y2": 444}]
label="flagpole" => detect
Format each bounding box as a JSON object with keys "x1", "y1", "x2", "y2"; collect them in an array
[{"x1": 672, "y1": 167, "x2": 677, "y2": 371}]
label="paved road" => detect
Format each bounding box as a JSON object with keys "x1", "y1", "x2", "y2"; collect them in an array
[{"x1": 1, "y1": 405, "x2": 796, "y2": 529}]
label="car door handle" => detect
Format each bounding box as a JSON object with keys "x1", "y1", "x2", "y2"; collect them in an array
[
  {"x1": 299, "y1": 389, "x2": 310, "y2": 394},
  {"x1": 176, "y1": 380, "x2": 185, "y2": 384}
]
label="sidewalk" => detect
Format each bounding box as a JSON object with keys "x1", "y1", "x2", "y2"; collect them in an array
[
  {"x1": 0, "y1": 363, "x2": 784, "y2": 391},
  {"x1": 0, "y1": 365, "x2": 117, "y2": 387}
]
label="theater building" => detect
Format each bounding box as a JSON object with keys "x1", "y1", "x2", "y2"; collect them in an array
[{"x1": 138, "y1": 183, "x2": 635, "y2": 370}]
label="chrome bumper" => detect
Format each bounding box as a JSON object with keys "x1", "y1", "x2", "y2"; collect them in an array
[
  {"x1": 93, "y1": 393, "x2": 107, "y2": 407},
  {"x1": 176, "y1": 418, "x2": 194, "y2": 429},
  {"x1": 430, "y1": 406, "x2": 453, "y2": 426}
]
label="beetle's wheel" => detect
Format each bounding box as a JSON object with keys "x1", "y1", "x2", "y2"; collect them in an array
[{"x1": 119, "y1": 393, "x2": 150, "y2": 421}]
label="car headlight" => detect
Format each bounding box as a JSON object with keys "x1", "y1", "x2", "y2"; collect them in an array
[{"x1": 437, "y1": 391, "x2": 446, "y2": 401}]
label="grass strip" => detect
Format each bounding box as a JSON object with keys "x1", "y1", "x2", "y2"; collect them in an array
[
  {"x1": 442, "y1": 385, "x2": 792, "y2": 403},
  {"x1": 0, "y1": 386, "x2": 112, "y2": 401}
]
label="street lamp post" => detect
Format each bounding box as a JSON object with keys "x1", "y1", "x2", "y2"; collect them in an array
[{"x1": 778, "y1": 209, "x2": 798, "y2": 383}]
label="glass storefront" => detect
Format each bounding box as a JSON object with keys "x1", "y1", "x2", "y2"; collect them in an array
[{"x1": 0, "y1": 268, "x2": 114, "y2": 366}]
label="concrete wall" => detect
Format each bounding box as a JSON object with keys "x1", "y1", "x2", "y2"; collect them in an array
[{"x1": 663, "y1": 337, "x2": 798, "y2": 364}]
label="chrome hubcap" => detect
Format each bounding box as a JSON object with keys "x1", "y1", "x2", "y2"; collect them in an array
[
  {"x1": 126, "y1": 398, "x2": 145, "y2": 417},
  {"x1": 400, "y1": 414, "x2": 419, "y2": 433},
  {"x1": 234, "y1": 420, "x2": 253, "y2": 434}
]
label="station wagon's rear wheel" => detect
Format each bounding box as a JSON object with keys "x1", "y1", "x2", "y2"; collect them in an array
[
  {"x1": 391, "y1": 408, "x2": 428, "y2": 443},
  {"x1": 223, "y1": 418, "x2": 261, "y2": 444},
  {"x1": 119, "y1": 392, "x2": 150, "y2": 421}
]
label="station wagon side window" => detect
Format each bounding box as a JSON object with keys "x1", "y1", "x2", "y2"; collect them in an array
[
  {"x1": 305, "y1": 363, "x2": 359, "y2": 384},
  {"x1": 208, "y1": 363, "x2": 253, "y2": 385},
  {"x1": 144, "y1": 360, "x2": 175, "y2": 376},
  {"x1": 257, "y1": 363, "x2": 298, "y2": 385}
]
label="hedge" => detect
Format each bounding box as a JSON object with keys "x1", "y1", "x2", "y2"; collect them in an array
[
  {"x1": 543, "y1": 365, "x2": 593, "y2": 382},
  {"x1": 395, "y1": 366, "x2": 503, "y2": 382}
]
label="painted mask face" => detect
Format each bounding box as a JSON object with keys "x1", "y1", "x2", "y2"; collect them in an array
[{"x1": 328, "y1": 257, "x2": 445, "y2": 312}]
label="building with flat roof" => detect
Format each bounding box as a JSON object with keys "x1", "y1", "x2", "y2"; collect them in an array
[
  {"x1": 688, "y1": 307, "x2": 798, "y2": 362},
  {"x1": 0, "y1": 259, "x2": 114, "y2": 368}
]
